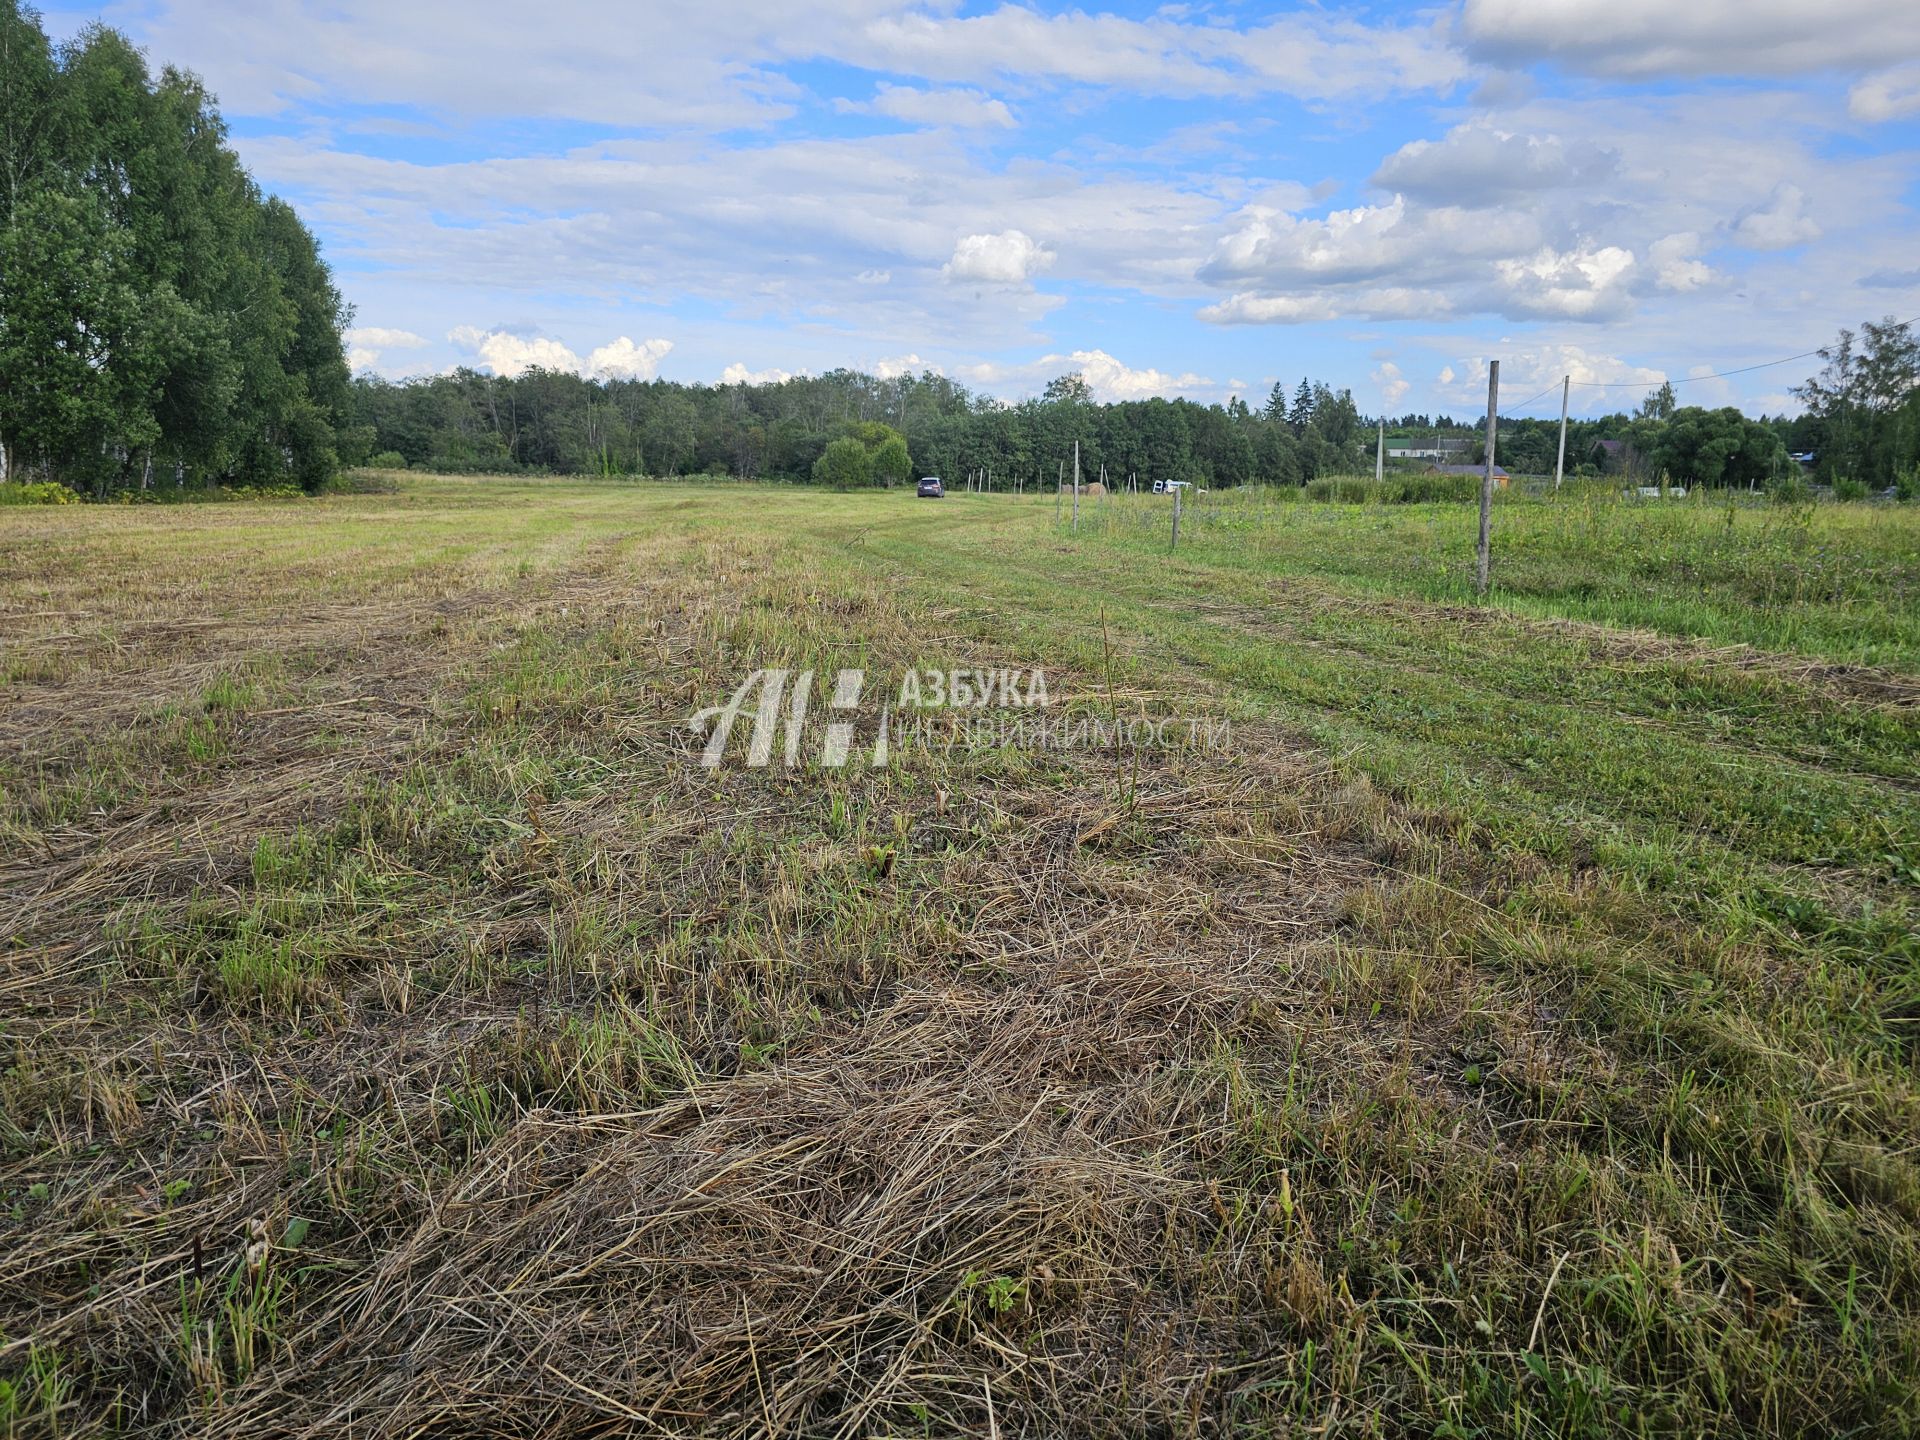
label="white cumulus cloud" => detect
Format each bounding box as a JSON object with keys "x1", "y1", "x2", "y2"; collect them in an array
[
  {"x1": 721, "y1": 362, "x2": 794, "y2": 385},
  {"x1": 449, "y1": 326, "x2": 582, "y2": 376},
  {"x1": 448, "y1": 328, "x2": 672, "y2": 380},
  {"x1": 1203, "y1": 196, "x2": 1523, "y2": 288},
  {"x1": 1437, "y1": 346, "x2": 1667, "y2": 413},
  {"x1": 346, "y1": 326, "x2": 428, "y2": 349},
  {"x1": 873, "y1": 353, "x2": 933, "y2": 379},
  {"x1": 589, "y1": 336, "x2": 674, "y2": 380},
  {"x1": 957, "y1": 348, "x2": 1212, "y2": 402},
  {"x1": 1372, "y1": 362, "x2": 1411, "y2": 407},
  {"x1": 943, "y1": 229, "x2": 1055, "y2": 285},
  {"x1": 1063, "y1": 348, "x2": 1210, "y2": 401},
  {"x1": 1493, "y1": 243, "x2": 1637, "y2": 319},
  {"x1": 344, "y1": 325, "x2": 429, "y2": 373},
  {"x1": 1371, "y1": 121, "x2": 1615, "y2": 205},
  {"x1": 1731, "y1": 183, "x2": 1820, "y2": 250},
  {"x1": 1647, "y1": 233, "x2": 1716, "y2": 292}
]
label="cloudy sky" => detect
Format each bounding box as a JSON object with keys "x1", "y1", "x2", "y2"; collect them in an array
[{"x1": 43, "y1": 1, "x2": 1920, "y2": 417}]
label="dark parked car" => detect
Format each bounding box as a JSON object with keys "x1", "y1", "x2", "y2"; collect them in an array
[{"x1": 917, "y1": 476, "x2": 944, "y2": 498}]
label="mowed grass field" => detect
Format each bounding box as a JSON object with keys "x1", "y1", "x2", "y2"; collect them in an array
[{"x1": 2, "y1": 477, "x2": 1918, "y2": 1438}]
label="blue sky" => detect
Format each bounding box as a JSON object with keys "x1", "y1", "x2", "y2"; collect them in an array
[{"x1": 43, "y1": 1, "x2": 1920, "y2": 418}]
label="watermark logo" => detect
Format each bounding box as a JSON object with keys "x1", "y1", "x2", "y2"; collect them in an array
[{"x1": 689, "y1": 665, "x2": 1227, "y2": 770}]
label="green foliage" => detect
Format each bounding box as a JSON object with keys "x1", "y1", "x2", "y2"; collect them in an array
[
  {"x1": 0, "y1": 8, "x2": 351, "y2": 496},
  {"x1": 802, "y1": 422, "x2": 912, "y2": 489},
  {"x1": 1381, "y1": 471, "x2": 1481, "y2": 504},
  {"x1": 368, "y1": 451, "x2": 408, "y2": 470},
  {"x1": 1793, "y1": 317, "x2": 1920, "y2": 488},
  {"x1": 1768, "y1": 471, "x2": 1813, "y2": 505},
  {"x1": 1041, "y1": 372, "x2": 1092, "y2": 405},
  {"x1": 1301, "y1": 472, "x2": 1482, "y2": 505},
  {"x1": 1304, "y1": 475, "x2": 1377, "y2": 503},
  {"x1": 1833, "y1": 476, "x2": 1871, "y2": 502},
  {"x1": 0, "y1": 479, "x2": 80, "y2": 504},
  {"x1": 1644, "y1": 406, "x2": 1788, "y2": 490},
  {"x1": 871, "y1": 432, "x2": 911, "y2": 488},
  {"x1": 348, "y1": 366, "x2": 1375, "y2": 488},
  {"x1": 812, "y1": 435, "x2": 873, "y2": 489},
  {"x1": 328, "y1": 336, "x2": 1897, "y2": 511}
]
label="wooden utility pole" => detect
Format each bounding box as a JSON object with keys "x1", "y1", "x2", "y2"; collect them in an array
[
  {"x1": 1553, "y1": 376, "x2": 1569, "y2": 492},
  {"x1": 1375, "y1": 418, "x2": 1384, "y2": 484},
  {"x1": 1071, "y1": 441, "x2": 1081, "y2": 533},
  {"x1": 1476, "y1": 360, "x2": 1499, "y2": 596}
]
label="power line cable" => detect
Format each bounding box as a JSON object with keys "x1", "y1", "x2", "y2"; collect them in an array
[
  {"x1": 1497, "y1": 381, "x2": 1562, "y2": 415},
  {"x1": 1564, "y1": 312, "x2": 1920, "y2": 388},
  {"x1": 1388, "y1": 313, "x2": 1918, "y2": 430}
]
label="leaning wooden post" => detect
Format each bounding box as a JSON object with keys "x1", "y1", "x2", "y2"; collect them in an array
[
  {"x1": 1553, "y1": 375, "x2": 1569, "y2": 492},
  {"x1": 1171, "y1": 485, "x2": 1183, "y2": 551},
  {"x1": 1375, "y1": 418, "x2": 1384, "y2": 484},
  {"x1": 1476, "y1": 360, "x2": 1499, "y2": 596}
]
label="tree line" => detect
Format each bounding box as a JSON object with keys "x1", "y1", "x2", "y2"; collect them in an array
[
  {"x1": 350, "y1": 366, "x2": 1393, "y2": 490},
  {"x1": 0, "y1": 3, "x2": 353, "y2": 494},
  {"x1": 348, "y1": 320, "x2": 1918, "y2": 495}
]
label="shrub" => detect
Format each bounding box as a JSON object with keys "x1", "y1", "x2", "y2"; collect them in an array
[
  {"x1": 1304, "y1": 475, "x2": 1376, "y2": 503},
  {"x1": 0, "y1": 480, "x2": 82, "y2": 506},
  {"x1": 369, "y1": 451, "x2": 408, "y2": 470},
  {"x1": 1302, "y1": 473, "x2": 1482, "y2": 505},
  {"x1": 813, "y1": 437, "x2": 874, "y2": 489},
  {"x1": 224, "y1": 484, "x2": 305, "y2": 500},
  {"x1": 1896, "y1": 466, "x2": 1919, "y2": 503},
  {"x1": 1380, "y1": 471, "x2": 1481, "y2": 504},
  {"x1": 1832, "y1": 476, "x2": 1870, "y2": 502},
  {"x1": 871, "y1": 434, "x2": 911, "y2": 488},
  {"x1": 1767, "y1": 472, "x2": 1812, "y2": 505}
]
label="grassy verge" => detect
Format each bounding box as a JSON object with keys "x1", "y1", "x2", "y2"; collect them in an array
[{"x1": 2, "y1": 478, "x2": 1916, "y2": 1437}]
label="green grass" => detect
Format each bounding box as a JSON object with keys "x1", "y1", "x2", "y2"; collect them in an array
[
  {"x1": 1065, "y1": 483, "x2": 1920, "y2": 666},
  {"x1": 2, "y1": 476, "x2": 1917, "y2": 1438}
]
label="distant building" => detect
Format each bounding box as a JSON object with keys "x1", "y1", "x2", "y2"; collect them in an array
[{"x1": 1387, "y1": 436, "x2": 1472, "y2": 461}]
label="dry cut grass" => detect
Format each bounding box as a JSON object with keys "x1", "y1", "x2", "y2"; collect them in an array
[{"x1": 2, "y1": 480, "x2": 1917, "y2": 1438}]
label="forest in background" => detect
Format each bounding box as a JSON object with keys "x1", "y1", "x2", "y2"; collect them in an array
[{"x1": 348, "y1": 351, "x2": 1916, "y2": 495}]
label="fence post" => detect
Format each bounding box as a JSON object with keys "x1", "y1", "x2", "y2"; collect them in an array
[
  {"x1": 1071, "y1": 440, "x2": 1081, "y2": 534},
  {"x1": 1554, "y1": 375, "x2": 1569, "y2": 492},
  {"x1": 1476, "y1": 360, "x2": 1499, "y2": 596},
  {"x1": 1171, "y1": 485, "x2": 1182, "y2": 551}
]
